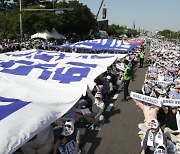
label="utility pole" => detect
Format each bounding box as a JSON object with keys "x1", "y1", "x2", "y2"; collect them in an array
[
  {"x1": 52, "y1": 0, "x2": 54, "y2": 9},
  {"x1": 20, "y1": 0, "x2": 23, "y2": 42},
  {"x1": 133, "y1": 20, "x2": 135, "y2": 30},
  {"x1": 96, "y1": 0, "x2": 105, "y2": 20}
]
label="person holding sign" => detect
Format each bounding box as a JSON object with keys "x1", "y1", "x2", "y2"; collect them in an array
[
  {"x1": 132, "y1": 99, "x2": 160, "y2": 135},
  {"x1": 161, "y1": 102, "x2": 180, "y2": 144},
  {"x1": 53, "y1": 120, "x2": 80, "y2": 154},
  {"x1": 141, "y1": 119, "x2": 167, "y2": 154},
  {"x1": 77, "y1": 85, "x2": 105, "y2": 130}
]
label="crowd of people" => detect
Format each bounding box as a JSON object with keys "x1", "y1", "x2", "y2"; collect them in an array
[
  {"x1": 132, "y1": 39, "x2": 180, "y2": 154},
  {"x1": 11, "y1": 37, "x2": 180, "y2": 154},
  {"x1": 0, "y1": 39, "x2": 66, "y2": 53},
  {"x1": 11, "y1": 38, "x2": 146, "y2": 154}
]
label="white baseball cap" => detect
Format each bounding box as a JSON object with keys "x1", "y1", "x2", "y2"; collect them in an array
[
  {"x1": 95, "y1": 92, "x2": 102, "y2": 98},
  {"x1": 107, "y1": 75, "x2": 111, "y2": 80}
]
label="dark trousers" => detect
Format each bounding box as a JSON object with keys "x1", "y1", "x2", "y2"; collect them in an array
[
  {"x1": 139, "y1": 58, "x2": 144, "y2": 67},
  {"x1": 124, "y1": 80, "x2": 130, "y2": 99}
]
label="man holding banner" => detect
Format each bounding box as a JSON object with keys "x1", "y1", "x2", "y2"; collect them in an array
[
  {"x1": 141, "y1": 119, "x2": 167, "y2": 154},
  {"x1": 132, "y1": 98, "x2": 160, "y2": 139}
]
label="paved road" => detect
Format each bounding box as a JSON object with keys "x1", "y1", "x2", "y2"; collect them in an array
[{"x1": 79, "y1": 59, "x2": 150, "y2": 154}]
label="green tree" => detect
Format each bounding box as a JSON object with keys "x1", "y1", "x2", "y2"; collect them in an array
[
  {"x1": 56, "y1": 0, "x2": 97, "y2": 39},
  {"x1": 0, "y1": 0, "x2": 97, "y2": 40},
  {"x1": 159, "y1": 29, "x2": 172, "y2": 38}
]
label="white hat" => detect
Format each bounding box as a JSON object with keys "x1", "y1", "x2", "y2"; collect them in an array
[
  {"x1": 175, "y1": 84, "x2": 180, "y2": 89},
  {"x1": 158, "y1": 89, "x2": 166, "y2": 95},
  {"x1": 95, "y1": 92, "x2": 102, "y2": 98},
  {"x1": 148, "y1": 119, "x2": 159, "y2": 129},
  {"x1": 62, "y1": 120, "x2": 74, "y2": 136},
  {"x1": 107, "y1": 75, "x2": 111, "y2": 80}
]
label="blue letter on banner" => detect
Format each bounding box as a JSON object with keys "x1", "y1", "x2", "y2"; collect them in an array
[{"x1": 0, "y1": 96, "x2": 30, "y2": 120}]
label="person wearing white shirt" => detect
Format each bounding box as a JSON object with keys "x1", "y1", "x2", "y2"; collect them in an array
[{"x1": 83, "y1": 85, "x2": 105, "y2": 130}]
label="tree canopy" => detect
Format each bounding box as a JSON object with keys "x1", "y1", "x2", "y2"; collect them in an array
[
  {"x1": 158, "y1": 29, "x2": 180, "y2": 39},
  {"x1": 0, "y1": 0, "x2": 97, "y2": 40}
]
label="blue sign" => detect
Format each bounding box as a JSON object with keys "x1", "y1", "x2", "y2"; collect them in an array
[{"x1": 57, "y1": 39, "x2": 138, "y2": 53}]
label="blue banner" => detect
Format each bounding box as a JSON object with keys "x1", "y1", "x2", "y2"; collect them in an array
[{"x1": 52, "y1": 39, "x2": 137, "y2": 53}]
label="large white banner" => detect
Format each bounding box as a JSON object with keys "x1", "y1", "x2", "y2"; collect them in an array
[
  {"x1": 130, "y1": 92, "x2": 160, "y2": 107},
  {"x1": 162, "y1": 98, "x2": 180, "y2": 107},
  {"x1": 0, "y1": 50, "x2": 120, "y2": 153}
]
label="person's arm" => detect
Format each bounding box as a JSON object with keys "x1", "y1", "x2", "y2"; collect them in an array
[
  {"x1": 94, "y1": 103, "x2": 105, "y2": 119},
  {"x1": 74, "y1": 130, "x2": 80, "y2": 154},
  {"x1": 141, "y1": 130, "x2": 149, "y2": 154},
  {"x1": 133, "y1": 99, "x2": 144, "y2": 110},
  {"x1": 109, "y1": 82, "x2": 113, "y2": 92},
  {"x1": 160, "y1": 101, "x2": 168, "y2": 114},
  {"x1": 140, "y1": 149, "x2": 145, "y2": 154},
  {"x1": 176, "y1": 109, "x2": 180, "y2": 131},
  {"x1": 95, "y1": 84, "x2": 101, "y2": 93},
  {"x1": 53, "y1": 139, "x2": 61, "y2": 154},
  {"x1": 142, "y1": 85, "x2": 145, "y2": 94},
  {"x1": 86, "y1": 85, "x2": 95, "y2": 102},
  {"x1": 53, "y1": 136, "x2": 66, "y2": 154},
  {"x1": 145, "y1": 71, "x2": 149, "y2": 80}
]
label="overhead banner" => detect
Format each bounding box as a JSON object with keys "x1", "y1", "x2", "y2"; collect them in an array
[
  {"x1": 59, "y1": 39, "x2": 138, "y2": 52},
  {"x1": 0, "y1": 49, "x2": 120, "y2": 153},
  {"x1": 124, "y1": 40, "x2": 144, "y2": 45}
]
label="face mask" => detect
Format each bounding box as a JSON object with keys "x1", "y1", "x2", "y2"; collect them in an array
[{"x1": 63, "y1": 125, "x2": 73, "y2": 136}]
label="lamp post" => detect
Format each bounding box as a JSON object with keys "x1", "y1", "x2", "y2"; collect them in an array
[
  {"x1": 20, "y1": 0, "x2": 23, "y2": 42},
  {"x1": 52, "y1": 0, "x2": 54, "y2": 9}
]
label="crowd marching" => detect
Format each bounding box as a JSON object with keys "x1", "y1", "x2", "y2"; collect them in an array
[{"x1": 7, "y1": 37, "x2": 180, "y2": 154}]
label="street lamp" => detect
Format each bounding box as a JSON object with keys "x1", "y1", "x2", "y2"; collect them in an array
[{"x1": 20, "y1": 0, "x2": 23, "y2": 42}]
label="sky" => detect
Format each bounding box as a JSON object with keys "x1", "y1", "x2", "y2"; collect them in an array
[{"x1": 78, "y1": 0, "x2": 180, "y2": 32}]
